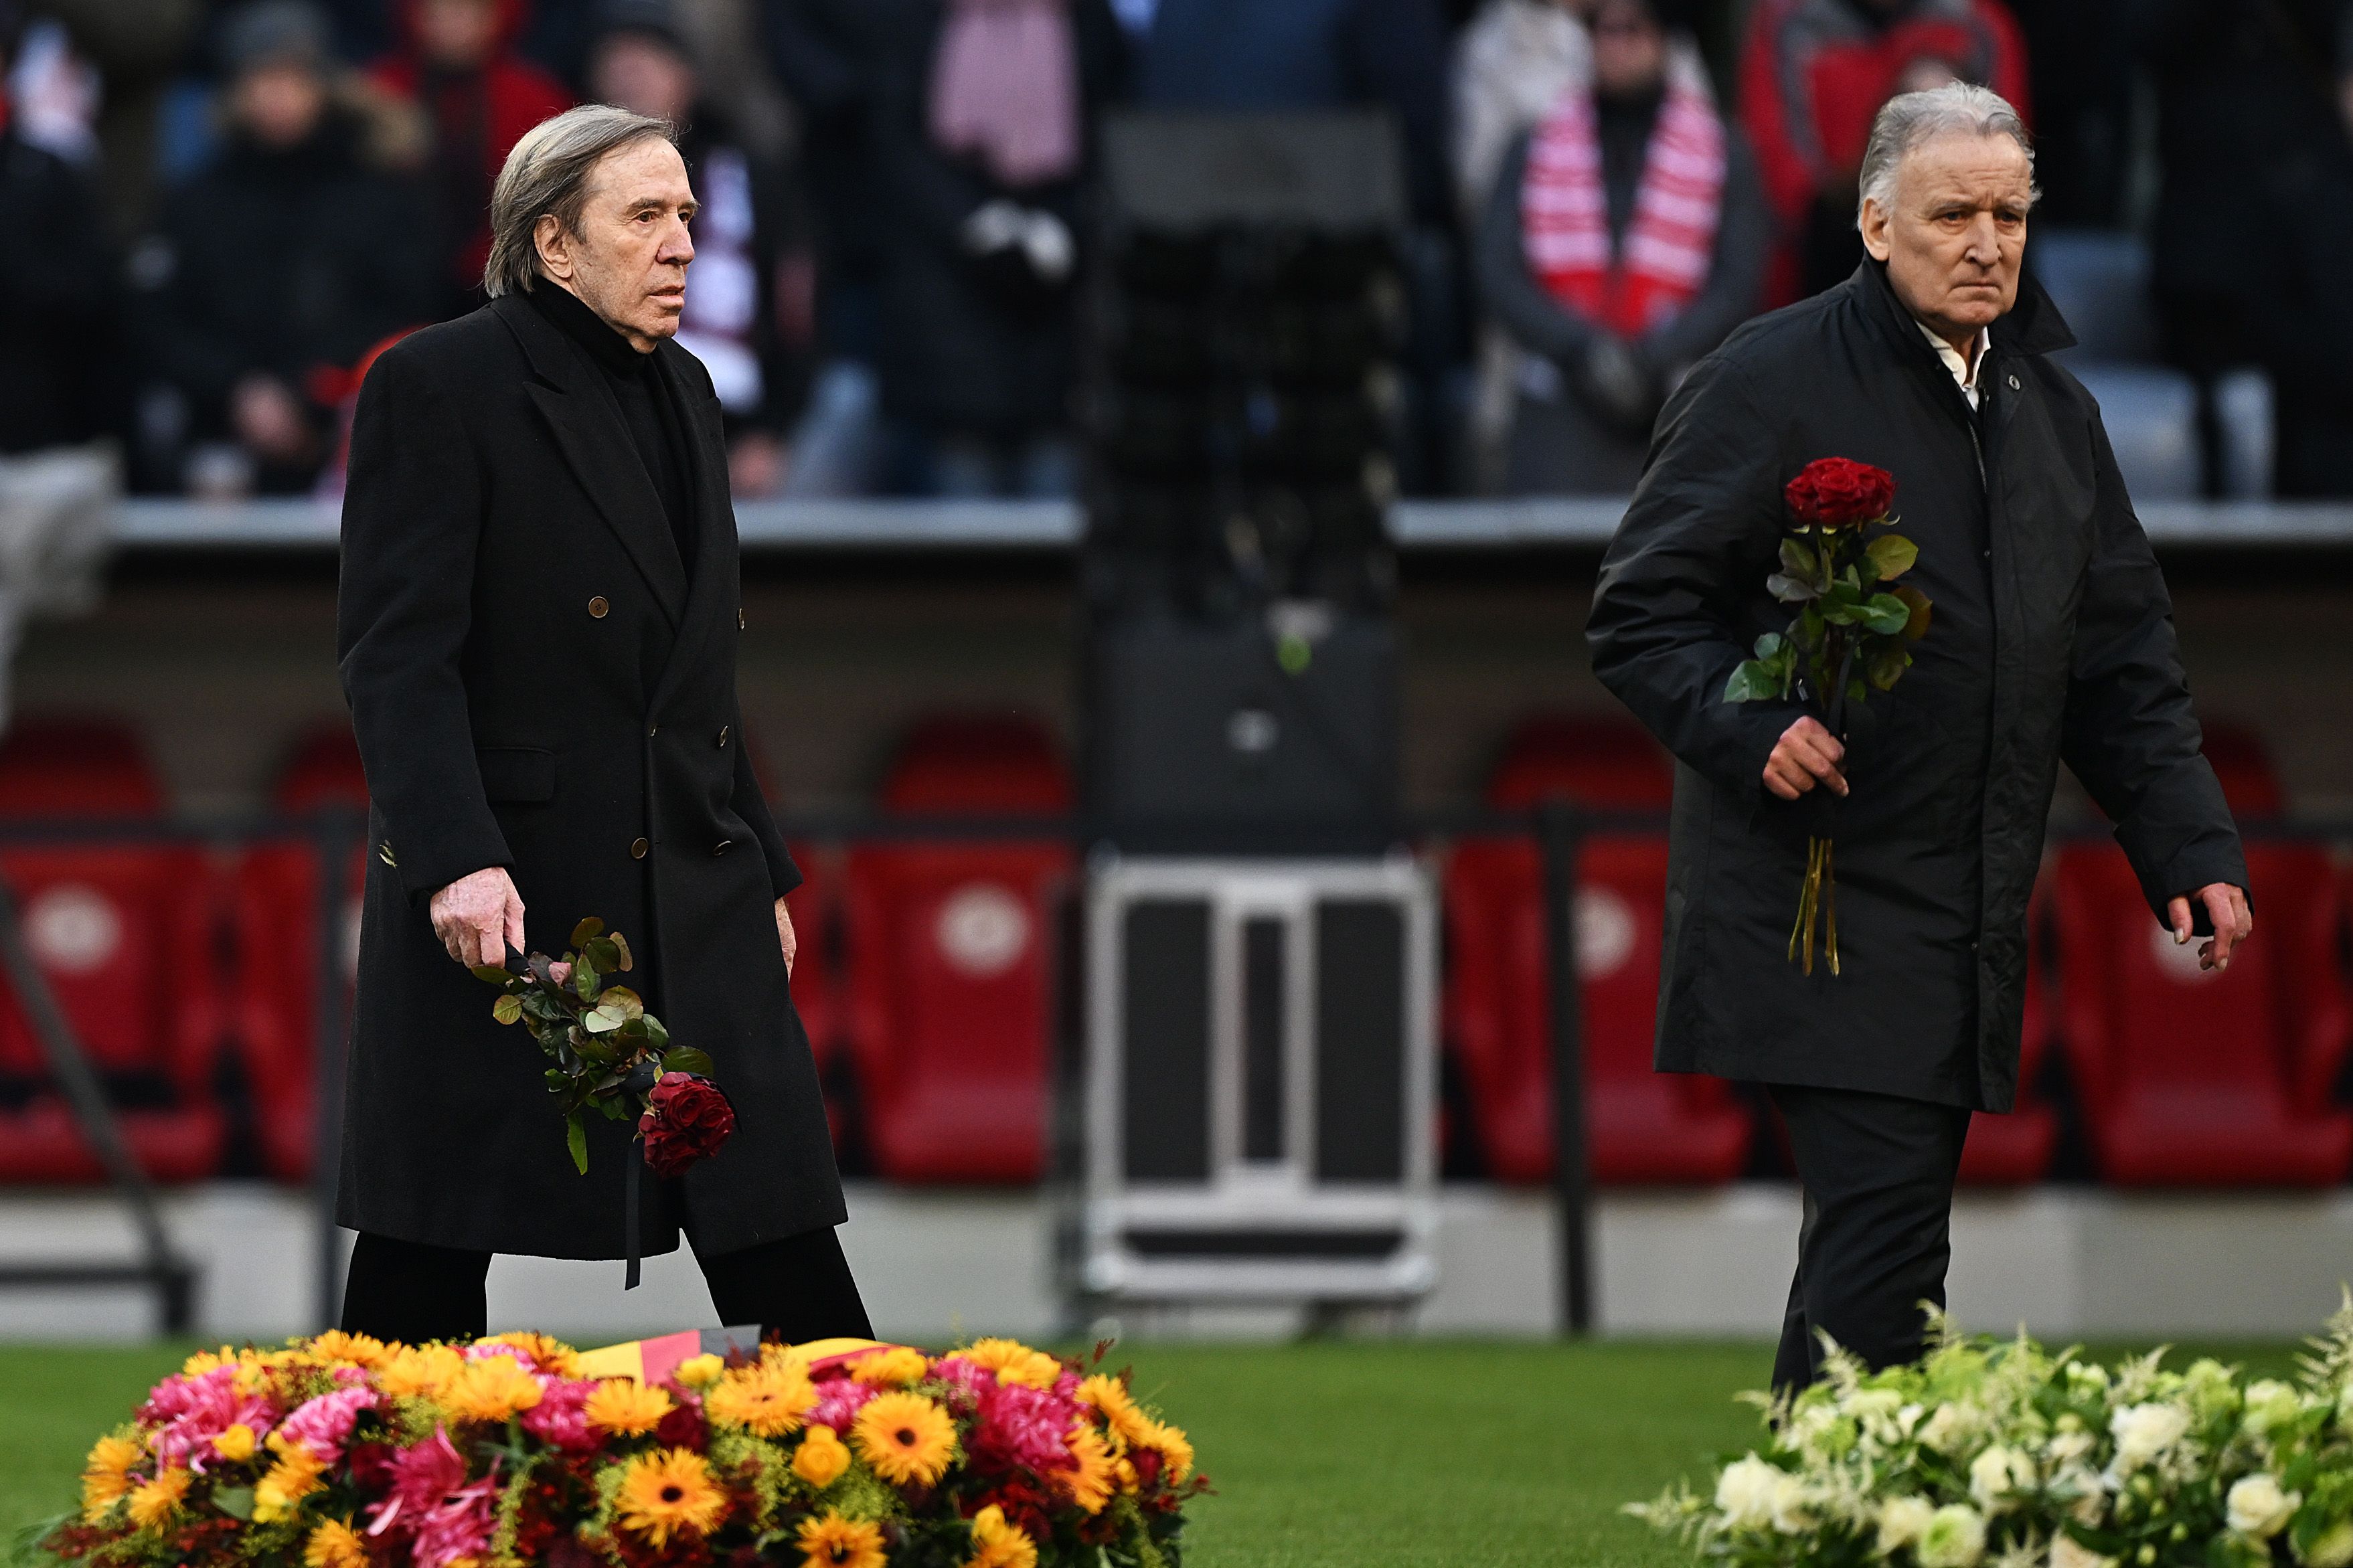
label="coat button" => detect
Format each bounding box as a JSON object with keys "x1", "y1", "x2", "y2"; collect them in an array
[
  {"x1": 716, "y1": 725, "x2": 730, "y2": 748},
  {"x1": 714, "y1": 839, "x2": 734, "y2": 856},
  {"x1": 588, "y1": 596, "x2": 609, "y2": 618},
  {"x1": 630, "y1": 837, "x2": 649, "y2": 859},
  {"x1": 737, "y1": 607, "x2": 746, "y2": 630},
  {"x1": 2007, "y1": 374, "x2": 2020, "y2": 390}
]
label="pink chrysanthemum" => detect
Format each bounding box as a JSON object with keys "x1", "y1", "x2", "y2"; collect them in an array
[
  {"x1": 143, "y1": 1367, "x2": 279, "y2": 1473},
  {"x1": 965, "y1": 1379, "x2": 1082, "y2": 1479},
  {"x1": 519, "y1": 1379, "x2": 600, "y2": 1452},
  {"x1": 807, "y1": 1377, "x2": 877, "y2": 1432},
  {"x1": 274, "y1": 1387, "x2": 379, "y2": 1464}
]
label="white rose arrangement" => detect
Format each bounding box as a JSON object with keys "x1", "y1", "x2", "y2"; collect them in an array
[{"x1": 1629, "y1": 1294, "x2": 2353, "y2": 1568}]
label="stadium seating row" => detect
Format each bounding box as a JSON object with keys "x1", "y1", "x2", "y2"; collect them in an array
[{"x1": 0, "y1": 711, "x2": 2343, "y2": 1191}]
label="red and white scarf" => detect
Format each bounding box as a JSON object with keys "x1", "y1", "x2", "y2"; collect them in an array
[{"x1": 1520, "y1": 55, "x2": 1726, "y2": 338}]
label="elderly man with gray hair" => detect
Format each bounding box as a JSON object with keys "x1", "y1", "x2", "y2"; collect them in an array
[
  {"x1": 334, "y1": 105, "x2": 866, "y2": 1344},
  {"x1": 1589, "y1": 82, "x2": 2252, "y2": 1387}
]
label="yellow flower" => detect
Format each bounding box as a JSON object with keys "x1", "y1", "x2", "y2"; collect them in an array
[
  {"x1": 378, "y1": 1344, "x2": 465, "y2": 1400},
  {"x1": 444, "y1": 1355, "x2": 544, "y2": 1423},
  {"x1": 80, "y1": 1433, "x2": 142, "y2": 1518},
  {"x1": 797, "y1": 1509, "x2": 886, "y2": 1568},
  {"x1": 673, "y1": 1353, "x2": 725, "y2": 1389},
  {"x1": 585, "y1": 1378, "x2": 675, "y2": 1437},
  {"x1": 793, "y1": 1425, "x2": 851, "y2": 1488},
  {"x1": 963, "y1": 1339, "x2": 1061, "y2": 1391},
  {"x1": 1062, "y1": 1425, "x2": 1115, "y2": 1514},
  {"x1": 1136, "y1": 1419, "x2": 1194, "y2": 1482},
  {"x1": 304, "y1": 1330, "x2": 393, "y2": 1369},
  {"x1": 706, "y1": 1362, "x2": 818, "y2": 1438},
  {"x1": 965, "y1": 1504, "x2": 1038, "y2": 1568},
  {"x1": 127, "y1": 1466, "x2": 190, "y2": 1531},
  {"x1": 254, "y1": 1433, "x2": 330, "y2": 1522},
  {"x1": 1114, "y1": 1456, "x2": 1139, "y2": 1493},
  {"x1": 479, "y1": 1331, "x2": 579, "y2": 1377},
  {"x1": 851, "y1": 1391, "x2": 957, "y2": 1486},
  {"x1": 303, "y1": 1517, "x2": 369, "y2": 1568},
  {"x1": 762, "y1": 1342, "x2": 813, "y2": 1373},
  {"x1": 847, "y1": 1346, "x2": 930, "y2": 1387},
  {"x1": 211, "y1": 1423, "x2": 259, "y2": 1464},
  {"x1": 180, "y1": 1347, "x2": 229, "y2": 1377},
  {"x1": 615, "y1": 1448, "x2": 728, "y2": 1546},
  {"x1": 1076, "y1": 1374, "x2": 1153, "y2": 1448}
]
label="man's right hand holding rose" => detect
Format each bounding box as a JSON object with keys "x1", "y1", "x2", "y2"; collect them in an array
[
  {"x1": 1765, "y1": 715, "x2": 1849, "y2": 801},
  {"x1": 430, "y1": 866, "x2": 527, "y2": 969}
]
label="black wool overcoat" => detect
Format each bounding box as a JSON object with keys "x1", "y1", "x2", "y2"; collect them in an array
[
  {"x1": 1587, "y1": 261, "x2": 2247, "y2": 1112},
  {"x1": 335, "y1": 292, "x2": 846, "y2": 1259}
]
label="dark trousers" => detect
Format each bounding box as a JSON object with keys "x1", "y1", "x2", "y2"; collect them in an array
[
  {"x1": 1769, "y1": 1083, "x2": 1973, "y2": 1391},
  {"x1": 339, "y1": 1226, "x2": 874, "y2": 1346}
]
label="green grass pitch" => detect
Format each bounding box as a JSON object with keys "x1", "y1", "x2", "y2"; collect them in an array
[{"x1": 0, "y1": 1339, "x2": 2311, "y2": 1567}]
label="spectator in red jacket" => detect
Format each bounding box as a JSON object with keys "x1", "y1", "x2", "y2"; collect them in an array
[
  {"x1": 1736, "y1": 0, "x2": 2028, "y2": 301},
  {"x1": 371, "y1": 0, "x2": 572, "y2": 315}
]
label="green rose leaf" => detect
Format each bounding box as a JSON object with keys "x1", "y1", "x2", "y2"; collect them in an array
[
  {"x1": 1724, "y1": 661, "x2": 1781, "y2": 703},
  {"x1": 662, "y1": 1046, "x2": 716, "y2": 1077},
  {"x1": 574, "y1": 957, "x2": 600, "y2": 1004},
  {"x1": 1892, "y1": 583, "x2": 1934, "y2": 639},
  {"x1": 212, "y1": 1486, "x2": 254, "y2": 1521},
  {"x1": 1846, "y1": 678, "x2": 1867, "y2": 705},
  {"x1": 1777, "y1": 537, "x2": 1825, "y2": 589},
  {"x1": 607, "y1": 932, "x2": 633, "y2": 972},
  {"x1": 1866, "y1": 643, "x2": 1913, "y2": 691},
  {"x1": 584, "y1": 1003, "x2": 627, "y2": 1035},
  {"x1": 1860, "y1": 593, "x2": 1913, "y2": 636},
  {"x1": 571, "y1": 916, "x2": 605, "y2": 947},
  {"x1": 1766, "y1": 572, "x2": 1819, "y2": 604},
  {"x1": 471, "y1": 963, "x2": 516, "y2": 986},
  {"x1": 491, "y1": 994, "x2": 523, "y2": 1026},
  {"x1": 1865, "y1": 533, "x2": 1920, "y2": 582},
  {"x1": 600, "y1": 986, "x2": 645, "y2": 1022},
  {"x1": 566, "y1": 1114, "x2": 588, "y2": 1174},
  {"x1": 643, "y1": 1016, "x2": 669, "y2": 1051},
  {"x1": 1753, "y1": 632, "x2": 1786, "y2": 660}
]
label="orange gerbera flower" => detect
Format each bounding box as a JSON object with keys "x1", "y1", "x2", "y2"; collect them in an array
[
  {"x1": 706, "y1": 1361, "x2": 819, "y2": 1438},
  {"x1": 1062, "y1": 1425, "x2": 1115, "y2": 1514},
  {"x1": 793, "y1": 1425, "x2": 851, "y2": 1488},
  {"x1": 1076, "y1": 1374, "x2": 1153, "y2": 1448},
  {"x1": 1136, "y1": 1419, "x2": 1195, "y2": 1482},
  {"x1": 254, "y1": 1435, "x2": 329, "y2": 1523},
  {"x1": 615, "y1": 1448, "x2": 728, "y2": 1545},
  {"x1": 302, "y1": 1516, "x2": 368, "y2": 1568},
  {"x1": 127, "y1": 1467, "x2": 190, "y2": 1531},
  {"x1": 80, "y1": 1433, "x2": 141, "y2": 1518},
  {"x1": 585, "y1": 1378, "x2": 675, "y2": 1437},
  {"x1": 797, "y1": 1509, "x2": 886, "y2": 1568},
  {"x1": 963, "y1": 1338, "x2": 1061, "y2": 1391},
  {"x1": 444, "y1": 1355, "x2": 544, "y2": 1423},
  {"x1": 378, "y1": 1344, "x2": 465, "y2": 1401},
  {"x1": 305, "y1": 1330, "x2": 394, "y2": 1369},
  {"x1": 478, "y1": 1331, "x2": 579, "y2": 1377},
  {"x1": 847, "y1": 1346, "x2": 930, "y2": 1387},
  {"x1": 965, "y1": 1504, "x2": 1039, "y2": 1568},
  {"x1": 851, "y1": 1391, "x2": 957, "y2": 1486}
]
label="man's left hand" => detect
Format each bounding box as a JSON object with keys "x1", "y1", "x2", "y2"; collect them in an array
[
  {"x1": 775, "y1": 897, "x2": 797, "y2": 980},
  {"x1": 2166, "y1": 883, "x2": 2253, "y2": 972}
]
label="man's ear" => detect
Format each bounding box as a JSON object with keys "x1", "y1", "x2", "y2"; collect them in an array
[
  {"x1": 1858, "y1": 197, "x2": 1893, "y2": 263},
  {"x1": 534, "y1": 213, "x2": 573, "y2": 283}
]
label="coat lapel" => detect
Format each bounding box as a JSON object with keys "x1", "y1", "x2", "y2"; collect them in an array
[
  {"x1": 648, "y1": 341, "x2": 735, "y2": 710},
  {"x1": 495, "y1": 294, "x2": 690, "y2": 627}
]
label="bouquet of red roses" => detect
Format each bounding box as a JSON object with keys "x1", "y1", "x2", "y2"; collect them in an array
[
  {"x1": 473, "y1": 918, "x2": 734, "y2": 1178},
  {"x1": 1723, "y1": 457, "x2": 1933, "y2": 975}
]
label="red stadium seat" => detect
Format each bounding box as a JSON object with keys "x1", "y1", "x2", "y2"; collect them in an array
[
  {"x1": 1442, "y1": 715, "x2": 1752, "y2": 1183},
  {"x1": 0, "y1": 718, "x2": 228, "y2": 1184},
  {"x1": 843, "y1": 717, "x2": 1072, "y2": 1183},
  {"x1": 2052, "y1": 726, "x2": 2352, "y2": 1186},
  {"x1": 228, "y1": 724, "x2": 369, "y2": 1182},
  {"x1": 1957, "y1": 869, "x2": 2058, "y2": 1184}
]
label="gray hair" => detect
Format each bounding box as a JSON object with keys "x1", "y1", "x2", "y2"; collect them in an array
[
  {"x1": 1856, "y1": 82, "x2": 2039, "y2": 227},
  {"x1": 483, "y1": 104, "x2": 676, "y2": 298}
]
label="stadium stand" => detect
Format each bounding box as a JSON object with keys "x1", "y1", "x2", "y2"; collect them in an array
[
  {"x1": 1443, "y1": 714, "x2": 1753, "y2": 1183},
  {"x1": 0, "y1": 719, "x2": 228, "y2": 1183},
  {"x1": 2052, "y1": 723, "x2": 2353, "y2": 1185},
  {"x1": 841, "y1": 717, "x2": 1073, "y2": 1183}
]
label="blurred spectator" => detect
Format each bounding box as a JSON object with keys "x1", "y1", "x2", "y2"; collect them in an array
[
  {"x1": 1475, "y1": 0, "x2": 1763, "y2": 492},
  {"x1": 588, "y1": 0, "x2": 807, "y2": 497},
  {"x1": 762, "y1": 0, "x2": 892, "y2": 495},
  {"x1": 0, "y1": 9, "x2": 119, "y2": 455},
  {"x1": 140, "y1": 1, "x2": 435, "y2": 495},
  {"x1": 1138, "y1": 0, "x2": 1453, "y2": 227},
  {"x1": 1453, "y1": 0, "x2": 1590, "y2": 217},
  {"x1": 1737, "y1": 0, "x2": 2028, "y2": 301},
  {"x1": 861, "y1": 0, "x2": 1127, "y2": 497},
  {"x1": 370, "y1": 0, "x2": 571, "y2": 314},
  {"x1": 37, "y1": 0, "x2": 202, "y2": 232},
  {"x1": 2015, "y1": 0, "x2": 2132, "y2": 226},
  {"x1": 2173, "y1": 0, "x2": 2353, "y2": 497}
]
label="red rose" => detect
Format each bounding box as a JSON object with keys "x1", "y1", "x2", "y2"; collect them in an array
[
  {"x1": 1784, "y1": 456, "x2": 1896, "y2": 530},
  {"x1": 638, "y1": 1071, "x2": 736, "y2": 1177}
]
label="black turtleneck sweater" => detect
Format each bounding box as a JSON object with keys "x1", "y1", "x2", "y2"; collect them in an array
[{"x1": 528, "y1": 282, "x2": 698, "y2": 580}]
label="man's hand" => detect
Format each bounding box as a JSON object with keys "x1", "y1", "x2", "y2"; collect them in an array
[
  {"x1": 775, "y1": 897, "x2": 797, "y2": 980},
  {"x1": 429, "y1": 867, "x2": 525, "y2": 969},
  {"x1": 1763, "y1": 715, "x2": 1849, "y2": 800},
  {"x1": 2166, "y1": 883, "x2": 2253, "y2": 972}
]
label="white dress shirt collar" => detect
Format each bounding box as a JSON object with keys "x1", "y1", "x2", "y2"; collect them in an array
[{"x1": 1919, "y1": 321, "x2": 1993, "y2": 410}]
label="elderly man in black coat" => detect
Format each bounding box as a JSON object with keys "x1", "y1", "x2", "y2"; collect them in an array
[
  {"x1": 335, "y1": 104, "x2": 867, "y2": 1345},
  {"x1": 1589, "y1": 82, "x2": 2253, "y2": 1389}
]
